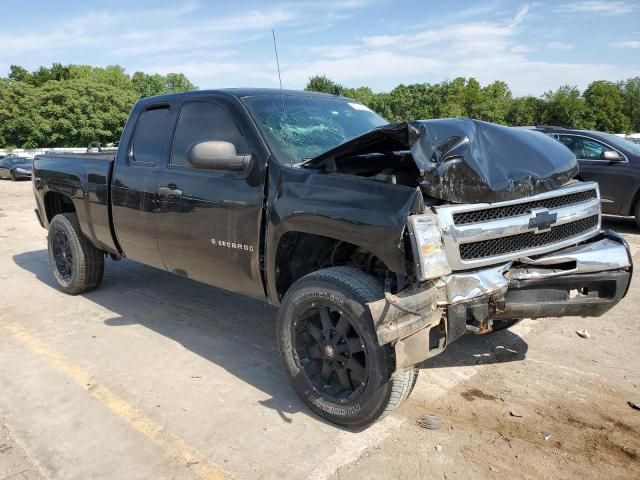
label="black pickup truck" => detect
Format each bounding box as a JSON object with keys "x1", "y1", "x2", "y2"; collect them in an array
[{"x1": 32, "y1": 89, "x2": 633, "y2": 426}]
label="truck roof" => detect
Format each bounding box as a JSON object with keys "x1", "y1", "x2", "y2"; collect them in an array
[{"x1": 138, "y1": 88, "x2": 344, "y2": 105}]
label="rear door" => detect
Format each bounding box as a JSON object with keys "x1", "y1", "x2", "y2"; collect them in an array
[
  {"x1": 111, "y1": 104, "x2": 175, "y2": 269},
  {"x1": 154, "y1": 96, "x2": 267, "y2": 298},
  {"x1": 558, "y1": 134, "x2": 630, "y2": 215}
]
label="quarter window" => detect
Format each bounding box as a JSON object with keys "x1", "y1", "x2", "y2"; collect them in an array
[
  {"x1": 171, "y1": 101, "x2": 248, "y2": 168},
  {"x1": 132, "y1": 106, "x2": 172, "y2": 165}
]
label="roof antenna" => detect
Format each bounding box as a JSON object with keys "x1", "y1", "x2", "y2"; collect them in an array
[
  {"x1": 272, "y1": 29, "x2": 286, "y2": 122},
  {"x1": 272, "y1": 28, "x2": 294, "y2": 166}
]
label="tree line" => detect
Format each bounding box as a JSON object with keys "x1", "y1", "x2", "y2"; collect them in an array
[
  {"x1": 305, "y1": 75, "x2": 640, "y2": 134},
  {"x1": 0, "y1": 63, "x2": 196, "y2": 148},
  {"x1": 1, "y1": 63, "x2": 638, "y2": 149}
]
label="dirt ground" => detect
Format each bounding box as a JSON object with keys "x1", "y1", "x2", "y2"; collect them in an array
[{"x1": 1, "y1": 179, "x2": 639, "y2": 480}]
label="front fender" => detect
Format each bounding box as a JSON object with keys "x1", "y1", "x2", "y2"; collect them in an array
[{"x1": 264, "y1": 164, "x2": 423, "y2": 304}]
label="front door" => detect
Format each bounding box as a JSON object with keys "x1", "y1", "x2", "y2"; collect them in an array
[
  {"x1": 558, "y1": 134, "x2": 630, "y2": 215},
  {"x1": 154, "y1": 98, "x2": 267, "y2": 298}
]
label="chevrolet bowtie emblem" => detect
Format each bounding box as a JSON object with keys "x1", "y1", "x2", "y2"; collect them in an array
[{"x1": 528, "y1": 208, "x2": 557, "y2": 233}]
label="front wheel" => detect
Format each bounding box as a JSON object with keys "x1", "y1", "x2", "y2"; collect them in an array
[
  {"x1": 47, "y1": 213, "x2": 104, "y2": 295},
  {"x1": 277, "y1": 266, "x2": 417, "y2": 427}
]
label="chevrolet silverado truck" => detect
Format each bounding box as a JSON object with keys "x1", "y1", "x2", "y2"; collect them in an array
[{"x1": 32, "y1": 89, "x2": 633, "y2": 427}]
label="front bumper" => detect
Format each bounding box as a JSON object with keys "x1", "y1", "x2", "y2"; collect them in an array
[{"x1": 377, "y1": 230, "x2": 632, "y2": 370}]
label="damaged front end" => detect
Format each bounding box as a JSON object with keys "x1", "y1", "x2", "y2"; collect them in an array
[
  {"x1": 306, "y1": 118, "x2": 631, "y2": 372},
  {"x1": 303, "y1": 118, "x2": 578, "y2": 204},
  {"x1": 366, "y1": 184, "x2": 632, "y2": 371}
]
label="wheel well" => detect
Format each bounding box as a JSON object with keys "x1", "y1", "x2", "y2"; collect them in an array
[
  {"x1": 275, "y1": 232, "x2": 392, "y2": 301},
  {"x1": 44, "y1": 192, "x2": 76, "y2": 223}
]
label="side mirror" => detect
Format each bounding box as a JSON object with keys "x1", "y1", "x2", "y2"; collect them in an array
[
  {"x1": 601, "y1": 150, "x2": 623, "y2": 162},
  {"x1": 186, "y1": 141, "x2": 252, "y2": 171}
]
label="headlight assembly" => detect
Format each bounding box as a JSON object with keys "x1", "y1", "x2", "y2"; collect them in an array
[{"x1": 408, "y1": 213, "x2": 451, "y2": 281}]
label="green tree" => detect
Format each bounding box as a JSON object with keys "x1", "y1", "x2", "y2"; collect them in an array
[
  {"x1": 583, "y1": 80, "x2": 630, "y2": 132},
  {"x1": 506, "y1": 96, "x2": 545, "y2": 125},
  {"x1": 131, "y1": 71, "x2": 196, "y2": 98},
  {"x1": 540, "y1": 85, "x2": 592, "y2": 129},
  {"x1": 30, "y1": 63, "x2": 71, "y2": 86},
  {"x1": 0, "y1": 79, "x2": 44, "y2": 148},
  {"x1": 68, "y1": 65, "x2": 132, "y2": 90},
  {"x1": 164, "y1": 73, "x2": 196, "y2": 93},
  {"x1": 305, "y1": 75, "x2": 343, "y2": 94},
  {"x1": 622, "y1": 77, "x2": 640, "y2": 132},
  {"x1": 7, "y1": 65, "x2": 31, "y2": 83},
  {"x1": 34, "y1": 79, "x2": 138, "y2": 147}
]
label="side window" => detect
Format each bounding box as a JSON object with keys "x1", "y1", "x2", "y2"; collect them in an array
[
  {"x1": 132, "y1": 106, "x2": 172, "y2": 165},
  {"x1": 170, "y1": 101, "x2": 248, "y2": 168},
  {"x1": 581, "y1": 138, "x2": 607, "y2": 160},
  {"x1": 558, "y1": 135, "x2": 584, "y2": 158}
]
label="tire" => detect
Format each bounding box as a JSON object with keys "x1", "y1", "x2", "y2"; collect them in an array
[
  {"x1": 277, "y1": 266, "x2": 417, "y2": 427},
  {"x1": 47, "y1": 213, "x2": 104, "y2": 295},
  {"x1": 489, "y1": 318, "x2": 521, "y2": 332},
  {"x1": 635, "y1": 200, "x2": 640, "y2": 229}
]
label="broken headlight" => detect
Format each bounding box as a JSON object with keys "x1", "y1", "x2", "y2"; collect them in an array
[{"x1": 408, "y1": 214, "x2": 451, "y2": 281}]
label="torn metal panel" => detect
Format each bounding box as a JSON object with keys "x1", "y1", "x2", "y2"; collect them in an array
[
  {"x1": 367, "y1": 282, "x2": 440, "y2": 345},
  {"x1": 439, "y1": 263, "x2": 511, "y2": 304},
  {"x1": 304, "y1": 119, "x2": 578, "y2": 203}
]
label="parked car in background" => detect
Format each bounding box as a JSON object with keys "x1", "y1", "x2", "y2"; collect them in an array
[
  {"x1": 534, "y1": 126, "x2": 640, "y2": 227},
  {"x1": 0, "y1": 156, "x2": 33, "y2": 180}
]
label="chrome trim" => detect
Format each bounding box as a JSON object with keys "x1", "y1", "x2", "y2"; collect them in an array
[
  {"x1": 440, "y1": 236, "x2": 630, "y2": 304},
  {"x1": 511, "y1": 238, "x2": 631, "y2": 280},
  {"x1": 434, "y1": 182, "x2": 601, "y2": 270}
]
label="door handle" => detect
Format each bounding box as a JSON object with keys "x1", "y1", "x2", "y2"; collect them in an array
[{"x1": 158, "y1": 186, "x2": 183, "y2": 196}]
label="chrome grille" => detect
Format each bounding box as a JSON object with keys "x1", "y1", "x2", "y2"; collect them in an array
[
  {"x1": 434, "y1": 182, "x2": 601, "y2": 270},
  {"x1": 459, "y1": 215, "x2": 599, "y2": 260},
  {"x1": 453, "y1": 189, "x2": 597, "y2": 225}
]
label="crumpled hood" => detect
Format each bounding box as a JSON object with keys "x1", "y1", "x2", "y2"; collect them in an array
[{"x1": 304, "y1": 119, "x2": 578, "y2": 203}]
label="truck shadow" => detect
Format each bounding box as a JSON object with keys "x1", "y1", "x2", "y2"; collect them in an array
[{"x1": 14, "y1": 249, "x2": 528, "y2": 428}]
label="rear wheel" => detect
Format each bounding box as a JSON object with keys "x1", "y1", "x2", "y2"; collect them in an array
[
  {"x1": 47, "y1": 213, "x2": 104, "y2": 295},
  {"x1": 277, "y1": 266, "x2": 417, "y2": 427}
]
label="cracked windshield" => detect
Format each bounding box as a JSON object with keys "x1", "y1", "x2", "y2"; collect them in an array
[{"x1": 243, "y1": 94, "x2": 388, "y2": 165}]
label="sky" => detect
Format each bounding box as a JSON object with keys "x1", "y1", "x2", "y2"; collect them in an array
[{"x1": 0, "y1": 0, "x2": 639, "y2": 96}]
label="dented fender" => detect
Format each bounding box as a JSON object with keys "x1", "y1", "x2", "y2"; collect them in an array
[{"x1": 264, "y1": 162, "x2": 422, "y2": 304}]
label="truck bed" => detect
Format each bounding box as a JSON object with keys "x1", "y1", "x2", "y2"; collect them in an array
[{"x1": 33, "y1": 153, "x2": 118, "y2": 255}]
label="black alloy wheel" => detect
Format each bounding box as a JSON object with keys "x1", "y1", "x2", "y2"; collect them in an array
[
  {"x1": 278, "y1": 266, "x2": 418, "y2": 427},
  {"x1": 47, "y1": 213, "x2": 104, "y2": 295},
  {"x1": 294, "y1": 303, "x2": 368, "y2": 403},
  {"x1": 51, "y1": 228, "x2": 73, "y2": 282}
]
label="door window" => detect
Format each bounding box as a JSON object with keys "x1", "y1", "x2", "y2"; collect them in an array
[
  {"x1": 170, "y1": 101, "x2": 248, "y2": 168},
  {"x1": 581, "y1": 138, "x2": 608, "y2": 160},
  {"x1": 558, "y1": 135, "x2": 585, "y2": 158},
  {"x1": 131, "y1": 106, "x2": 172, "y2": 165}
]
